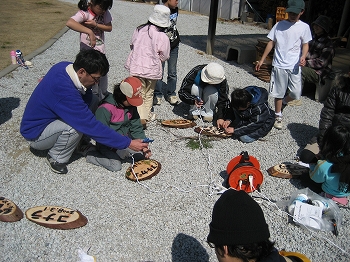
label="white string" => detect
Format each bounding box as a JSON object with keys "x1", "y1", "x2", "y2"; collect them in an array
[
  {"x1": 128, "y1": 105, "x2": 222, "y2": 195},
  {"x1": 128, "y1": 115, "x2": 350, "y2": 257}
]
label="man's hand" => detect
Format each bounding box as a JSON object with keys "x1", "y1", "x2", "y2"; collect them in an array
[{"x1": 129, "y1": 139, "x2": 149, "y2": 152}]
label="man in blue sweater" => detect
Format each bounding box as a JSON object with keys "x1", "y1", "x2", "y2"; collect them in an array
[{"x1": 20, "y1": 49, "x2": 149, "y2": 174}]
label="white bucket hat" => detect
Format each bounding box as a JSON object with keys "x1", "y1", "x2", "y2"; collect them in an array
[
  {"x1": 148, "y1": 4, "x2": 171, "y2": 28},
  {"x1": 201, "y1": 63, "x2": 226, "y2": 85}
]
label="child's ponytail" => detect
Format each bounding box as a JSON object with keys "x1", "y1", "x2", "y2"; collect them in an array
[{"x1": 78, "y1": 0, "x2": 88, "y2": 11}]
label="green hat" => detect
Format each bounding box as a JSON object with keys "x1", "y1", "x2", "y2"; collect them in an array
[{"x1": 286, "y1": 0, "x2": 305, "y2": 14}]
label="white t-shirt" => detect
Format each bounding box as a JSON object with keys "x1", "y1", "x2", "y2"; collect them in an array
[{"x1": 268, "y1": 20, "x2": 312, "y2": 70}]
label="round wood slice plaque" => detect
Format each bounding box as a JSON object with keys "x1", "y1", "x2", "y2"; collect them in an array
[
  {"x1": 194, "y1": 126, "x2": 231, "y2": 138},
  {"x1": 25, "y1": 206, "x2": 88, "y2": 229},
  {"x1": 0, "y1": 197, "x2": 23, "y2": 222},
  {"x1": 125, "y1": 159, "x2": 161, "y2": 181},
  {"x1": 161, "y1": 119, "x2": 196, "y2": 128}
]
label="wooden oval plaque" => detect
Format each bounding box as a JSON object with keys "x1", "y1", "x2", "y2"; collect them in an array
[
  {"x1": 125, "y1": 159, "x2": 161, "y2": 181},
  {"x1": 161, "y1": 119, "x2": 196, "y2": 128},
  {"x1": 25, "y1": 206, "x2": 88, "y2": 229},
  {"x1": 0, "y1": 197, "x2": 24, "y2": 222}
]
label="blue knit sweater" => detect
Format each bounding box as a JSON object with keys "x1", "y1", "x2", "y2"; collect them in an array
[{"x1": 20, "y1": 62, "x2": 131, "y2": 150}]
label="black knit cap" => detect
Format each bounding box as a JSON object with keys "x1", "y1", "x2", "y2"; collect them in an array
[{"x1": 207, "y1": 189, "x2": 270, "y2": 246}]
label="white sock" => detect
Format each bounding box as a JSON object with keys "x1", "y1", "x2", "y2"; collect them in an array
[{"x1": 275, "y1": 112, "x2": 282, "y2": 117}]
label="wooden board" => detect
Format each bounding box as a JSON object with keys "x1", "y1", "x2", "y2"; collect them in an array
[
  {"x1": 194, "y1": 126, "x2": 231, "y2": 138},
  {"x1": 25, "y1": 206, "x2": 88, "y2": 229},
  {"x1": 0, "y1": 197, "x2": 23, "y2": 222},
  {"x1": 161, "y1": 119, "x2": 196, "y2": 129},
  {"x1": 125, "y1": 159, "x2": 161, "y2": 181}
]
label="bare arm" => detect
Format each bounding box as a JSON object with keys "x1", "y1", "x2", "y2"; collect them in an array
[
  {"x1": 66, "y1": 18, "x2": 96, "y2": 47},
  {"x1": 255, "y1": 40, "x2": 274, "y2": 71},
  {"x1": 299, "y1": 43, "x2": 309, "y2": 66}
]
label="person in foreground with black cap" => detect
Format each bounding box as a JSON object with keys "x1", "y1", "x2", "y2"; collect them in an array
[{"x1": 207, "y1": 189, "x2": 310, "y2": 262}]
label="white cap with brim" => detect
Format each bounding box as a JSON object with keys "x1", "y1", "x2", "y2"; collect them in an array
[
  {"x1": 148, "y1": 5, "x2": 171, "y2": 28},
  {"x1": 201, "y1": 63, "x2": 226, "y2": 85}
]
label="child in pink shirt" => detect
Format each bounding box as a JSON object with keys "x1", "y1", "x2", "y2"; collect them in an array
[{"x1": 67, "y1": 0, "x2": 113, "y2": 101}]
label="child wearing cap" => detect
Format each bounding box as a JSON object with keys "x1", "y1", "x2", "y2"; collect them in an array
[
  {"x1": 255, "y1": 0, "x2": 312, "y2": 130},
  {"x1": 178, "y1": 63, "x2": 229, "y2": 122},
  {"x1": 84, "y1": 77, "x2": 152, "y2": 172},
  {"x1": 207, "y1": 189, "x2": 310, "y2": 261},
  {"x1": 217, "y1": 86, "x2": 275, "y2": 143},
  {"x1": 125, "y1": 4, "x2": 171, "y2": 128},
  {"x1": 153, "y1": 0, "x2": 181, "y2": 106}
]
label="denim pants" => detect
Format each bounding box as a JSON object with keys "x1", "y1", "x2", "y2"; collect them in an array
[{"x1": 154, "y1": 45, "x2": 179, "y2": 98}]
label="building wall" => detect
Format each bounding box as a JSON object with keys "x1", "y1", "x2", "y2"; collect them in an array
[{"x1": 178, "y1": 0, "x2": 241, "y2": 20}]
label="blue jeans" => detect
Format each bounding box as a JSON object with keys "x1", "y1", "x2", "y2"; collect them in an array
[
  {"x1": 238, "y1": 135, "x2": 256, "y2": 143},
  {"x1": 155, "y1": 45, "x2": 179, "y2": 98}
]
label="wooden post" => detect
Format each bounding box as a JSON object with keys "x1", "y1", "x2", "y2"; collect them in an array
[{"x1": 206, "y1": 0, "x2": 219, "y2": 55}]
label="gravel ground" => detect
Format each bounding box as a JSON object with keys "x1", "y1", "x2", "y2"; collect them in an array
[{"x1": 1, "y1": 1, "x2": 349, "y2": 261}]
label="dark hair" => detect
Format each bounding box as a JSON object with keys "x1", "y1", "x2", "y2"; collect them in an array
[
  {"x1": 230, "y1": 88, "x2": 252, "y2": 110},
  {"x1": 78, "y1": 0, "x2": 113, "y2": 11},
  {"x1": 161, "y1": 0, "x2": 168, "y2": 3},
  {"x1": 320, "y1": 125, "x2": 350, "y2": 160},
  {"x1": 215, "y1": 240, "x2": 275, "y2": 262},
  {"x1": 137, "y1": 21, "x2": 166, "y2": 35},
  {"x1": 112, "y1": 83, "x2": 127, "y2": 107},
  {"x1": 73, "y1": 49, "x2": 109, "y2": 76},
  {"x1": 333, "y1": 73, "x2": 350, "y2": 93}
]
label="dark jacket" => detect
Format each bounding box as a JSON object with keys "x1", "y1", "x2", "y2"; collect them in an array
[
  {"x1": 318, "y1": 77, "x2": 350, "y2": 145},
  {"x1": 178, "y1": 64, "x2": 229, "y2": 119},
  {"x1": 224, "y1": 86, "x2": 275, "y2": 140}
]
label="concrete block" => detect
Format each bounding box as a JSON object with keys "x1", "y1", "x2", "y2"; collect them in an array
[{"x1": 226, "y1": 45, "x2": 256, "y2": 64}]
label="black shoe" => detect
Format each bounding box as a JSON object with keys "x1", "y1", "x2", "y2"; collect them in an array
[{"x1": 46, "y1": 155, "x2": 68, "y2": 174}]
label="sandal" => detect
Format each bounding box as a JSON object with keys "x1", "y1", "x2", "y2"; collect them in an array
[{"x1": 267, "y1": 163, "x2": 309, "y2": 179}]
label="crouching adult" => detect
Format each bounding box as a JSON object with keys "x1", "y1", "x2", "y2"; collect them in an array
[{"x1": 20, "y1": 49, "x2": 149, "y2": 174}]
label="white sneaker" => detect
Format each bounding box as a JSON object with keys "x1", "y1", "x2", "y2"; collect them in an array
[
  {"x1": 166, "y1": 95, "x2": 180, "y2": 105},
  {"x1": 274, "y1": 116, "x2": 283, "y2": 129},
  {"x1": 203, "y1": 116, "x2": 213, "y2": 122},
  {"x1": 149, "y1": 112, "x2": 156, "y2": 121}
]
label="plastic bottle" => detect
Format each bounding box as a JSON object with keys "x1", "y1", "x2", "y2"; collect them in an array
[
  {"x1": 15, "y1": 50, "x2": 28, "y2": 69},
  {"x1": 10, "y1": 50, "x2": 16, "y2": 64}
]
